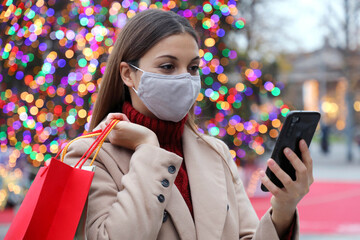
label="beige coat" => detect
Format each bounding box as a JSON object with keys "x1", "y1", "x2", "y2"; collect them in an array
[{"x1": 64, "y1": 125, "x2": 299, "y2": 240}]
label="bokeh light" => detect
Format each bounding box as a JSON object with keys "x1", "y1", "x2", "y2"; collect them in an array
[{"x1": 0, "y1": 0, "x2": 291, "y2": 208}]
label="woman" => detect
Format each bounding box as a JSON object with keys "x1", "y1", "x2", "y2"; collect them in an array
[{"x1": 64, "y1": 9, "x2": 313, "y2": 240}]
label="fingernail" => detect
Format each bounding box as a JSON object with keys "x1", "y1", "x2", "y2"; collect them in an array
[
  {"x1": 259, "y1": 171, "x2": 265, "y2": 177},
  {"x1": 268, "y1": 159, "x2": 275, "y2": 166},
  {"x1": 284, "y1": 148, "x2": 290, "y2": 154}
]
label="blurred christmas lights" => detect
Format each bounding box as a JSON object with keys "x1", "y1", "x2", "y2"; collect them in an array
[{"x1": 0, "y1": 0, "x2": 290, "y2": 207}]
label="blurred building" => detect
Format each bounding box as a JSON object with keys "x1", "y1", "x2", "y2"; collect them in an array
[{"x1": 278, "y1": 40, "x2": 360, "y2": 131}]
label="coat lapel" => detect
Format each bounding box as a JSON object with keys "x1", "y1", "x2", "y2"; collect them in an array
[
  {"x1": 182, "y1": 126, "x2": 228, "y2": 239},
  {"x1": 165, "y1": 186, "x2": 196, "y2": 240}
]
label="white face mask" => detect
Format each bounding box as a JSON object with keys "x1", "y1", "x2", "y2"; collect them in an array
[{"x1": 129, "y1": 64, "x2": 201, "y2": 122}]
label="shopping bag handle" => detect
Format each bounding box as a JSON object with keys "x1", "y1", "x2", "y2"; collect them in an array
[
  {"x1": 56, "y1": 131, "x2": 102, "y2": 160},
  {"x1": 75, "y1": 119, "x2": 119, "y2": 168},
  {"x1": 58, "y1": 119, "x2": 120, "y2": 167},
  {"x1": 60, "y1": 120, "x2": 111, "y2": 165}
]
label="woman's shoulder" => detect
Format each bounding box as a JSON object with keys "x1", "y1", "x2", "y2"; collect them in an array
[
  {"x1": 190, "y1": 128, "x2": 241, "y2": 184},
  {"x1": 61, "y1": 135, "x2": 130, "y2": 168},
  {"x1": 193, "y1": 130, "x2": 230, "y2": 155},
  {"x1": 60, "y1": 137, "x2": 95, "y2": 166},
  {"x1": 202, "y1": 133, "x2": 228, "y2": 148}
]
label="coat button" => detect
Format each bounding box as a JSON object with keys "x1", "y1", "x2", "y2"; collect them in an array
[
  {"x1": 161, "y1": 179, "x2": 170, "y2": 188},
  {"x1": 158, "y1": 194, "x2": 165, "y2": 203},
  {"x1": 168, "y1": 165, "x2": 176, "y2": 174},
  {"x1": 163, "y1": 210, "x2": 168, "y2": 223}
]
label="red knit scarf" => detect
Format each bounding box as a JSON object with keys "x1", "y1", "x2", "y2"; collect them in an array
[{"x1": 122, "y1": 102, "x2": 193, "y2": 216}]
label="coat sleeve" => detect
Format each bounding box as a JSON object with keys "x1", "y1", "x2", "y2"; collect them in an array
[
  {"x1": 63, "y1": 139, "x2": 183, "y2": 240},
  {"x1": 217, "y1": 140, "x2": 300, "y2": 240}
]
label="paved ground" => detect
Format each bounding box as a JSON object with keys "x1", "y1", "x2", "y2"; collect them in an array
[
  {"x1": 0, "y1": 226, "x2": 7, "y2": 239},
  {"x1": 300, "y1": 141, "x2": 360, "y2": 240},
  {"x1": 301, "y1": 236, "x2": 360, "y2": 240},
  {"x1": 311, "y1": 141, "x2": 360, "y2": 181},
  {"x1": 1, "y1": 141, "x2": 360, "y2": 239}
]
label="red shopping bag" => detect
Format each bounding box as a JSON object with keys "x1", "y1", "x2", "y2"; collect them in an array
[{"x1": 5, "y1": 120, "x2": 119, "y2": 240}]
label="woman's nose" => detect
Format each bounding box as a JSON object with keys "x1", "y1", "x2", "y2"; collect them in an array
[{"x1": 177, "y1": 67, "x2": 189, "y2": 74}]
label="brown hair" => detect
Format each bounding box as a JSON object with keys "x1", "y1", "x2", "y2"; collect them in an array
[{"x1": 89, "y1": 9, "x2": 199, "y2": 131}]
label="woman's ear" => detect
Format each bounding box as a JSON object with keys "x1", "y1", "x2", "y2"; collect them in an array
[{"x1": 120, "y1": 62, "x2": 136, "y2": 88}]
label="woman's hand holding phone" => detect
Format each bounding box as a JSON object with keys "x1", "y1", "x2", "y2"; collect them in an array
[
  {"x1": 260, "y1": 139, "x2": 314, "y2": 237},
  {"x1": 258, "y1": 110, "x2": 320, "y2": 237}
]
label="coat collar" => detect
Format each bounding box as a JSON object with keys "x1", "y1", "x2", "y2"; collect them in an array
[{"x1": 166, "y1": 125, "x2": 228, "y2": 239}]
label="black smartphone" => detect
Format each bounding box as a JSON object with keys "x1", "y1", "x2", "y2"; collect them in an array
[{"x1": 261, "y1": 111, "x2": 321, "y2": 192}]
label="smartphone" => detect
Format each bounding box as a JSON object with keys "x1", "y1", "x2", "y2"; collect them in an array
[{"x1": 261, "y1": 111, "x2": 321, "y2": 192}]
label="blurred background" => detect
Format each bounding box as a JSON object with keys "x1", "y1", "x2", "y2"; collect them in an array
[{"x1": 1, "y1": 0, "x2": 360, "y2": 239}]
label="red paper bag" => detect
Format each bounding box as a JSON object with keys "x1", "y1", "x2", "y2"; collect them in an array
[
  {"x1": 5, "y1": 159, "x2": 94, "y2": 240},
  {"x1": 5, "y1": 119, "x2": 119, "y2": 240}
]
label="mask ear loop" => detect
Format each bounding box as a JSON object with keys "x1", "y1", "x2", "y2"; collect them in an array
[
  {"x1": 128, "y1": 63, "x2": 143, "y2": 94},
  {"x1": 132, "y1": 87, "x2": 139, "y2": 94},
  {"x1": 128, "y1": 63, "x2": 144, "y2": 73}
]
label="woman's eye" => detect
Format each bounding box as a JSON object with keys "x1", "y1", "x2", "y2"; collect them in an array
[
  {"x1": 189, "y1": 65, "x2": 199, "y2": 72},
  {"x1": 160, "y1": 64, "x2": 174, "y2": 70}
]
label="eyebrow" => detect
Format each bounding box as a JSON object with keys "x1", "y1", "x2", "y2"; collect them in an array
[{"x1": 156, "y1": 55, "x2": 200, "y2": 62}]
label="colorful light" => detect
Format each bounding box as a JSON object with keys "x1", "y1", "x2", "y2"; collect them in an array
[{"x1": 0, "y1": 0, "x2": 291, "y2": 208}]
